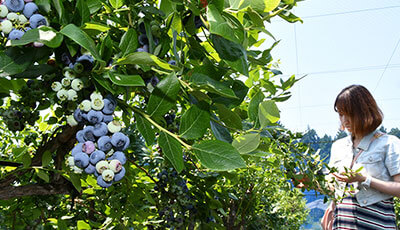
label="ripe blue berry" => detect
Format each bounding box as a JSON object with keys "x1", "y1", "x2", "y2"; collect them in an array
[
  {"x1": 73, "y1": 109, "x2": 84, "y2": 123},
  {"x1": 102, "y1": 97, "x2": 117, "y2": 114},
  {"x1": 74, "y1": 152, "x2": 89, "y2": 168},
  {"x1": 93, "y1": 122, "x2": 108, "y2": 137},
  {"x1": 97, "y1": 135, "x2": 112, "y2": 152},
  {"x1": 168, "y1": 60, "x2": 176, "y2": 66},
  {"x1": 103, "y1": 115, "x2": 113, "y2": 123},
  {"x1": 8, "y1": 29, "x2": 24, "y2": 40},
  {"x1": 84, "y1": 164, "x2": 96, "y2": 174},
  {"x1": 87, "y1": 110, "x2": 103, "y2": 124},
  {"x1": 29, "y1": 14, "x2": 47, "y2": 28},
  {"x1": 109, "y1": 151, "x2": 126, "y2": 165},
  {"x1": 111, "y1": 132, "x2": 130, "y2": 151},
  {"x1": 82, "y1": 126, "x2": 96, "y2": 142},
  {"x1": 5, "y1": 0, "x2": 24, "y2": 12},
  {"x1": 113, "y1": 166, "x2": 125, "y2": 182},
  {"x1": 76, "y1": 130, "x2": 85, "y2": 143},
  {"x1": 22, "y1": 2, "x2": 37, "y2": 18},
  {"x1": 89, "y1": 150, "x2": 105, "y2": 165},
  {"x1": 71, "y1": 143, "x2": 84, "y2": 156}
]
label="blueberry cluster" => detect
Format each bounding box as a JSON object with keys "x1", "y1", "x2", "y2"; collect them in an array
[
  {"x1": 66, "y1": 92, "x2": 130, "y2": 188},
  {"x1": 154, "y1": 168, "x2": 196, "y2": 229},
  {"x1": 51, "y1": 69, "x2": 84, "y2": 103},
  {"x1": 0, "y1": 79, "x2": 44, "y2": 131},
  {"x1": 0, "y1": 0, "x2": 47, "y2": 42}
]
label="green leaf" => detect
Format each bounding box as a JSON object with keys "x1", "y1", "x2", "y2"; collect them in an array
[
  {"x1": 248, "y1": 90, "x2": 265, "y2": 122},
  {"x1": 240, "y1": 0, "x2": 281, "y2": 13},
  {"x1": 108, "y1": 73, "x2": 145, "y2": 86},
  {"x1": 158, "y1": 132, "x2": 184, "y2": 173},
  {"x1": 0, "y1": 48, "x2": 37, "y2": 77},
  {"x1": 57, "y1": 218, "x2": 68, "y2": 230},
  {"x1": 86, "y1": 0, "x2": 102, "y2": 14},
  {"x1": 135, "y1": 114, "x2": 155, "y2": 146},
  {"x1": 116, "y1": 52, "x2": 173, "y2": 71},
  {"x1": 147, "y1": 72, "x2": 180, "y2": 117},
  {"x1": 190, "y1": 73, "x2": 237, "y2": 99},
  {"x1": 210, "y1": 119, "x2": 233, "y2": 143},
  {"x1": 92, "y1": 74, "x2": 116, "y2": 94},
  {"x1": 12, "y1": 64, "x2": 55, "y2": 79},
  {"x1": 207, "y1": 4, "x2": 239, "y2": 43},
  {"x1": 36, "y1": 169, "x2": 50, "y2": 183},
  {"x1": 69, "y1": 173, "x2": 82, "y2": 192},
  {"x1": 179, "y1": 104, "x2": 210, "y2": 140},
  {"x1": 210, "y1": 34, "x2": 244, "y2": 62},
  {"x1": 215, "y1": 104, "x2": 242, "y2": 130},
  {"x1": 10, "y1": 27, "x2": 63, "y2": 48},
  {"x1": 210, "y1": 80, "x2": 248, "y2": 108},
  {"x1": 60, "y1": 24, "x2": 102, "y2": 61},
  {"x1": 192, "y1": 140, "x2": 246, "y2": 171},
  {"x1": 258, "y1": 100, "x2": 280, "y2": 127},
  {"x1": 0, "y1": 78, "x2": 25, "y2": 93},
  {"x1": 119, "y1": 28, "x2": 138, "y2": 57},
  {"x1": 52, "y1": 0, "x2": 68, "y2": 24},
  {"x1": 232, "y1": 133, "x2": 260, "y2": 154},
  {"x1": 109, "y1": 0, "x2": 124, "y2": 9},
  {"x1": 77, "y1": 220, "x2": 91, "y2": 229},
  {"x1": 83, "y1": 22, "x2": 110, "y2": 32},
  {"x1": 42, "y1": 150, "x2": 52, "y2": 167},
  {"x1": 76, "y1": 0, "x2": 91, "y2": 26}
]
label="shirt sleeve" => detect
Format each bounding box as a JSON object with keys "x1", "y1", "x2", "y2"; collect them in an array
[{"x1": 384, "y1": 136, "x2": 400, "y2": 176}]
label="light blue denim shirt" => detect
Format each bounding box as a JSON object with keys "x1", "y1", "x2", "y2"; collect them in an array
[{"x1": 328, "y1": 130, "x2": 400, "y2": 206}]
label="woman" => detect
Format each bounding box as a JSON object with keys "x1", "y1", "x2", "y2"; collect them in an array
[{"x1": 327, "y1": 85, "x2": 400, "y2": 229}]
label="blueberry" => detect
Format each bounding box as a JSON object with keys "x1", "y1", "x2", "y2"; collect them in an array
[
  {"x1": 111, "y1": 132, "x2": 130, "y2": 151},
  {"x1": 113, "y1": 166, "x2": 125, "y2": 182},
  {"x1": 22, "y1": 2, "x2": 37, "y2": 18},
  {"x1": 102, "y1": 97, "x2": 117, "y2": 114},
  {"x1": 76, "y1": 130, "x2": 85, "y2": 143},
  {"x1": 89, "y1": 150, "x2": 105, "y2": 165},
  {"x1": 71, "y1": 143, "x2": 84, "y2": 156},
  {"x1": 168, "y1": 60, "x2": 176, "y2": 66},
  {"x1": 146, "y1": 76, "x2": 159, "y2": 87},
  {"x1": 61, "y1": 52, "x2": 72, "y2": 65},
  {"x1": 97, "y1": 136, "x2": 112, "y2": 152},
  {"x1": 82, "y1": 141, "x2": 95, "y2": 154},
  {"x1": 73, "y1": 109, "x2": 84, "y2": 123},
  {"x1": 82, "y1": 126, "x2": 96, "y2": 142},
  {"x1": 97, "y1": 175, "x2": 112, "y2": 188},
  {"x1": 29, "y1": 14, "x2": 47, "y2": 28},
  {"x1": 87, "y1": 110, "x2": 103, "y2": 124},
  {"x1": 8, "y1": 29, "x2": 24, "y2": 40},
  {"x1": 138, "y1": 34, "x2": 148, "y2": 45},
  {"x1": 93, "y1": 122, "x2": 108, "y2": 137},
  {"x1": 75, "y1": 54, "x2": 94, "y2": 71},
  {"x1": 74, "y1": 152, "x2": 89, "y2": 168},
  {"x1": 5, "y1": 0, "x2": 24, "y2": 12},
  {"x1": 84, "y1": 164, "x2": 96, "y2": 174},
  {"x1": 109, "y1": 151, "x2": 126, "y2": 165},
  {"x1": 103, "y1": 115, "x2": 113, "y2": 123}
]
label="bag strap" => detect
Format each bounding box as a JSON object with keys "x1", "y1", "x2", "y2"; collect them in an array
[{"x1": 350, "y1": 131, "x2": 384, "y2": 170}]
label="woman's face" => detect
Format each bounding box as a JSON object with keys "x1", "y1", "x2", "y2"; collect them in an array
[{"x1": 339, "y1": 113, "x2": 352, "y2": 132}]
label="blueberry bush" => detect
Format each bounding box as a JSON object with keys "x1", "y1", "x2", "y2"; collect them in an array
[{"x1": 0, "y1": 0, "x2": 330, "y2": 229}]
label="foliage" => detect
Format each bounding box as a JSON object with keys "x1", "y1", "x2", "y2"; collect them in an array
[{"x1": 0, "y1": 0, "x2": 325, "y2": 229}]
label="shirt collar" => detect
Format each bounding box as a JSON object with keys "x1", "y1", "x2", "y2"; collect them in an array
[{"x1": 356, "y1": 130, "x2": 378, "y2": 151}]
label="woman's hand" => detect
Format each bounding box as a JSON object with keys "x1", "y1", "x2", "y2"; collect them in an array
[{"x1": 333, "y1": 172, "x2": 366, "y2": 183}]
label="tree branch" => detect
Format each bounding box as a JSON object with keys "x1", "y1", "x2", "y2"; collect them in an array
[{"x1": 0, "y1": 176, "x2": 74, "y2": 200}]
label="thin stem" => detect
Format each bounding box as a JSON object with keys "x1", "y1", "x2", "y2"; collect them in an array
[
  {"x1": 130, "y1": 106, "x2": 192, "y2": 149},
  {"x1": 129, "y1": 160, "x2": 158, "y2": 184}
]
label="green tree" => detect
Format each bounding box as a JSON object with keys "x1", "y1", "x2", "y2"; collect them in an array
[{"x1": 0, "y1": 0, "x2": 327, "y2": 229}]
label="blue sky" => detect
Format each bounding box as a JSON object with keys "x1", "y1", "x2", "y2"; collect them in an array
[{"x1": 263, "y1": 0, "x2": 400, "y2": 137}]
